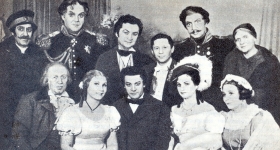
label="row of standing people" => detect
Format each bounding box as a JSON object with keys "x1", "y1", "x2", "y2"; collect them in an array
[{"x1": 0, "y1": 0, "x2": 280, "y2": 149}]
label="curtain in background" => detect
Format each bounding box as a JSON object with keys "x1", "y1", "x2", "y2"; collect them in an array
[
  {"x1": 259, "y1": 0, "x2": 280, "y2": 60},
  {"x1": 13, "y1": 0, "x2": 110, "y2": 37}
]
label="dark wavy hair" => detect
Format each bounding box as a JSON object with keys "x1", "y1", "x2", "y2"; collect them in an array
[
  {"x1": 114, "y1": 14, "x2": 143, "y2": 36},
  {"x1": 79, "y1": 70, "x2": 107, "y2": 107},
  {"x1": 169, "y1": 65, "x2": 203, "y2": 107},
  {"x1": 179, "y1": 6, "x2": 210, "y2": 28},
  {"x1": 120, "y1": 66, "x2": 147, "y2": 87},
  {"x1": 58, "y1": 0, "x2": 89, "y2": 16},
  {"x1": 221, "y1": 80, "x2": 253, "y2": 101}
]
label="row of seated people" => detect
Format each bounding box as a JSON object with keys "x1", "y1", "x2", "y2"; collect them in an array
[
  {"x1": 11, "y1": 62, "x2": 280, "y2": 150},
  {"x1": 0, "y1": 0, "x2": 280, "y2": 149}
]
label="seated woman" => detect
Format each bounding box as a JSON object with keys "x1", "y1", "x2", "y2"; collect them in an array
[
  {"x1": 56, "y1": 70, "x2": 120, "y2": 150},
  {"x1": 168, "y1": 54, "x2": 225, "y2": 150},
  {"x1": 220, "y1": 74, "x2": 280, "y2": 150}
]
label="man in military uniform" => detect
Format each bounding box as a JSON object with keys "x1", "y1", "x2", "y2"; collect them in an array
[
  {"x1": 172, "y1": 6, "x2": 235, "y2": 111},
  {"x1": 37, "y1": 0, "x2": 107, "y2": 102},
  {"x1": 0, "y1": 9, "x2": 48, "y2": 148}
]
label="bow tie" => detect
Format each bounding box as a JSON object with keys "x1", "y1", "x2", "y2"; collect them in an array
[
  {"x1": 118, "y1": 50, "x2": 134, "y2": 57},
  {"x1": 127, "y1": 99, "x2": 144, "y2": 105}
]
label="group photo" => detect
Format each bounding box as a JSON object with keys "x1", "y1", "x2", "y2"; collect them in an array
[{"x1": 0, "y1": 0, "x2": 280, "y2": 149}]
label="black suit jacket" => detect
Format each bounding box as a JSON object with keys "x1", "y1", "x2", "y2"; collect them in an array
[
  {"x1": 95, "y1": 46, "x2": 154, "y2": 105},
  {"x1": 144, "y1": 59, "x2": 180, "y2": 108},
  {"x1": 114, "y1": 94, "x2": 171, "y2": 150}
]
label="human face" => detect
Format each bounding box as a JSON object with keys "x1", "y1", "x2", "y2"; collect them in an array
[
  {"x1": 152, "y1": 38, "x2": 174, "y2": 64},
  {"x1": 87, "y1": 76, "x2": 107, "y2": 101},
  {"x1": 124, "y1": 75, "x2": 145, "y2": 99},
  {"x1": 177, "y1": 74, "x2": 197, "y2": 100},
  {"x1": 222, "y1": 84, "x2": 243, "y2": 110},
  {"x1": 116, "y1": 23, "x2": 139, "y2": 50},
  {"x1": 61, "y1": 3, "x2": 86, "y2": 33},
  {"x1": 13, "y1": 24, "x2": 33, "y2": 48},
  {"x1": 47, "y1": 65, "x2": 68, "y2": 95},
  {"x1": 234, "y1": 30, "x2": 256, "y2": 54},
  {"x1": 185, "y1": 13, "x2": 207, "y2": 39}
]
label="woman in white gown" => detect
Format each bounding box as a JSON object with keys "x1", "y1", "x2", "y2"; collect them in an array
[
  {"x1": 56, "y1": 70, "x2": 120, "y2": 150},
  {"x1": 220, "y1": 74, "x2": 280, "y2": 150},
  {"x1": 168, "y1": 54, "x2": 225, "y2": 150}
]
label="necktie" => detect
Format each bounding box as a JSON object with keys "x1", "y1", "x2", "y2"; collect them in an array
[
  {"x1": 127, "y1": 99, "x2": 144, "y2": 105},
  {"x1": 118, "y1": 50, "x2": 134, "y2": 56}
]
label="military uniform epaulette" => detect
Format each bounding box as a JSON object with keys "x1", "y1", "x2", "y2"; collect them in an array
[
  {"x1": 35, "y1": 31, "x2": 60, "y2": 50},
  {"x1": 86, "y1": 30, "x2": 109, "y2": 46}
]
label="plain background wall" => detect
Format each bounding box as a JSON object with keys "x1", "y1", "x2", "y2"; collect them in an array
[{"x1": 111, "y1": 0, "x2": 263, "y2": 40}]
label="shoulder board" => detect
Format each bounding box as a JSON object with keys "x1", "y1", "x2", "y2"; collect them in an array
[
  {"x1": 49, "y1": 31, "x2": 60, "y2": 37},
  {"x1": 85, "y1": 30, "x2": 96, "y2": 36}
]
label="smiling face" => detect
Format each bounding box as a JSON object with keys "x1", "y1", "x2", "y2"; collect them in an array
[
  {"x1": 124, "y1": 75, "x2": 145, "y2": 99},
  {"x1": 87, "y1": 76, "x2": 107, "y2": 101},
  {"x1": 61, "y1": 3, "x2": 86, "y2": 33},
  {"x1": 116, "y1": 23, "x2": 139, "y2": 50},
  {"x1": 152, "y1": 38, "x2": 174, "y2": 64},
  {"x1": 234, "y1": 30, "x2": 256, "y2": 54},
  {"x1": 184, "y1": 13, "x2": 207, "y2": 39},
  {"x1": 177, "y1": 74, "x2": 197, "y2": 100},
  {"x1": 13, "y1": 24, "x2": 33, "y2": 48},
  {"x1": 47, "y1": 65, "x2": 68, "y2": 95},
  {"x1": 222, "y1": 84, "x2": 243, "y2": 110}
]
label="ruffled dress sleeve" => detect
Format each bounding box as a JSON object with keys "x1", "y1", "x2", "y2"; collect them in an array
[
  {"x1": 205, "y1": 111, "x2": 225, "y2": 134},
  {"x1": 56, "y1": 105, "x2": 82, "y2": 136},
  {"x1": 107, "y1": 106, "x2": 121, "y2": 131},
  {"x1": 171, "y1": 106, "x2": 184, "y2": 134}
]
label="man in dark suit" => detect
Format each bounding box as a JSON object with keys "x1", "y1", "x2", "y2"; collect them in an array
[
  {"x1": 172, "y1": 6, "x2": 235, "y2": 111},
  {"x1": 10, "y1": 62, "x2": 74, "y2": 150},
  {"x1": 0, "y1": 10, "x2": 48, "y2": 148},
  {"x1": 144, "y1": 33, "x2": 178, "y2": 108},
  {"x1": 96, "y1": 14, "x2": 153, "y2": 105},
  {"x1": 114, "y1": 66, "x2": 171, "y2": 150}
]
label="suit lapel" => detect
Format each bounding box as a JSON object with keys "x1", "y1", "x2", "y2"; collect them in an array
[{"x1": 118, "y1": 99, "x2": 134, "y2": 121}]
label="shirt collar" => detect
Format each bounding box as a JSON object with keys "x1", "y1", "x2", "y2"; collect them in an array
[
  {"x1": 48, "y1": 90, "x2": 69, "y2": 98},
  {"x1": 127, "y1": 93, "x2": 144, "y2": 99},
  {"x1": 118, "y1": 45, "x2": 136, "y2": 52},
  {"x1": 155, "y1": 58, "x2": 173, "y2": 71}
]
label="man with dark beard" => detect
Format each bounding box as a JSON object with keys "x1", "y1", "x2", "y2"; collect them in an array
[
  {"x1": 172, "y1": 6, "x2": 235, "y2": 112},
  {"x1": 0, "y1": 10, "x2": 48, "y2": 148}
]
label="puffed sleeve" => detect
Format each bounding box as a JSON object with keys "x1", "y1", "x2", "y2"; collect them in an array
[
  {"x1": 205, "y1": 111, "x2": 225, "y2": 134},
  {"x1": 108, "y1": 106, "x2": 121, "y2": 131},
  {"x1": 171, "y1": 106, "x2": 184, "y2": 134},
  {"x1": 56, "y1": 105, "x2": 82, "y2": 136}
]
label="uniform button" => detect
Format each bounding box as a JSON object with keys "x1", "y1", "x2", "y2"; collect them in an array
[
  {"x1": 72, "y1": 50, "x2": 75, "y2": 52},
  {"x1": 74, "y1": 72, "x2": 76, "y2": 74},
  {"x1": 197, "y1": 45, "x2": 200, "y2": 48},
  {"x1": 73, "y1": 55, "x2": 76, "y2": 57},
  {"x1": 74, "y1": 60, "x2": 76, "y2": 63},
  {"x1": 74, "y1": 66, "x2": 76, "y2": 69}
]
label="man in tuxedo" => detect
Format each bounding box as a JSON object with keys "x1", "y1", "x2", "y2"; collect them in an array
[
  {"x1": 144, "y1": 33, "x2": 178, "y2": 108},
  {"x1": 114, "y1": 66, "x2": 171, "y2": 150},
  {"x1": 10, "y1": 62, "x2": 74, "y2": 150},
  {"x1": 96, "y1": 14, "x2": 153, "y2": 105}
]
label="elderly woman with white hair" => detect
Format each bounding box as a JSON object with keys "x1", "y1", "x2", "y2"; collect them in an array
[{"x1": 220, "y1": 74, "x2": 280, "y2": 150}]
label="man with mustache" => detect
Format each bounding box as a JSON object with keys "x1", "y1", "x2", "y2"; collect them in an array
[
  {"x1": 0, "y1": 10, "x2": 48, "y2": 148},
  {"x1": 172, "y1": 6, "x2": 235, "y2": 112},
  {"x1": 37, "y1": 0, "x2": 108, "y2": 103}
]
